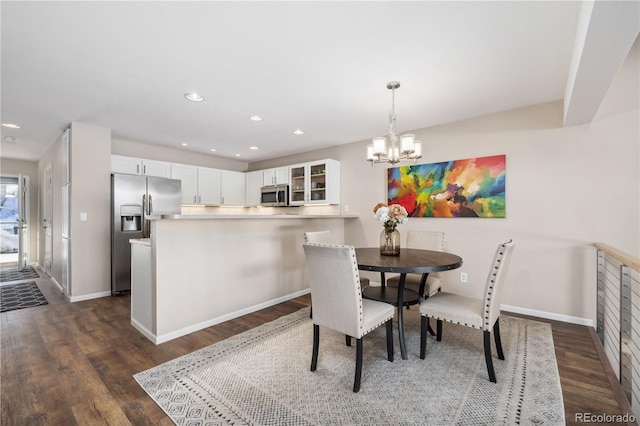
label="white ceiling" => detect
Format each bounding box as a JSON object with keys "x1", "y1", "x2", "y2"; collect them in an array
[{"x1": 1, "y1": 1, "x2": 638, "y2": 163}]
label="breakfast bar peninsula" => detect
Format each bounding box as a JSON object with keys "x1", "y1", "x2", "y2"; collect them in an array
[{"x1": 130, "y1": 214, "x2": 356, "y2": 344}]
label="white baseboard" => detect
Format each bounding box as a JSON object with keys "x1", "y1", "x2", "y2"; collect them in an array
[
  {"x1": 49, "y1": 276, "x2": 63, "y2": 292},
  {"x1": 34, "y1": 263, "x2": 109, "y2": 302},
  {"x1": 33, "y1": 263, "x2": 64, "y2": 293},
  {"x1": 153, "y1": 288, "x2": 312, "y2": 345},
  {"x1": 69, "y1": 290, "x2": 112, "y2": 303},
  {"x1": 131, "y1": 318, "x2": 158, "y2": 344},
  {"x1": 501, "y1": 304, "x2": 594, "y2": 327}
]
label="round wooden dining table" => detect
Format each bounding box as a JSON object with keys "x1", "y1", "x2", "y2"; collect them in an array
[{"x1": 355, "y1": 248, "x2": 463, "y2": 360}]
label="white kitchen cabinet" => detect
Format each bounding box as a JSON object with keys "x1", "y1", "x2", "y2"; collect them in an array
[
  {"x1": 171, "y1": 164, "x2": 221, "y2": 205},
  {"x1": 220, "y1": 170, "x2": 245, "y2": 206},
  {"x1": 262, "y1": 166, "x2": 289, "y2": 186},
  {"x1": 197, "y1": 167, "x2": 221, "y2": 205},
  {"x1": 112, "y1": 155, "x2": 142, "y2": 175},
  {"x1": 141, "y1": 159, "x2": 171, "y2": 178},
  {"x1": 131, "y1": 241, "x2": 153, "y2": 336},
  {"x1": 62, "y1": 184, "x2": 70, "y2": 238},
  {"x1": 289, "y1": 159, "x2": 340, "y2": 205},
  {"x1": 171, "y1": 164, "x2": 198, "y2": 204},
  {"x1": 245, "y1": 171, "x2": 263, "y2": 206},
  {"x1": 111, "y1": 155, "x2": 171, "y2": 178}
]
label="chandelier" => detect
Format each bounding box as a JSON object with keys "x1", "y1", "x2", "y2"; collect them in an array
[{"x1": 366, "y1": 81, "x2": 422, "y2": 165}]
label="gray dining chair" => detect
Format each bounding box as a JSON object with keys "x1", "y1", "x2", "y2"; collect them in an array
[
  {"x1": 419, "y1": 239, "x2": 515, "y2": 383},
  {"x1": 303, "y1": 243, "x2": 395, "y2": 392},
  {"x1": 386, "y1": 230, "x2": 444, "y2": 298}
]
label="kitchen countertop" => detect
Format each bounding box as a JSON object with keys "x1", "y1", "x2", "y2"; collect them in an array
[
  {"x1": 154, "y1": 214, "x2": 359, "y2": 220},
  {"x1": 129, "y1": 238, "x2": 151, "y2": 246}
]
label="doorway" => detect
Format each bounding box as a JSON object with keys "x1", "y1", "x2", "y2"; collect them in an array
[{"x1": 0, "y1": 175, "x2": 29, "y2": 268}]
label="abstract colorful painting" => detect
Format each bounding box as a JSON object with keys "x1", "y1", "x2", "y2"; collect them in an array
[{"x1": 388, "y1": 154, "x2": 506, "y2": 218}]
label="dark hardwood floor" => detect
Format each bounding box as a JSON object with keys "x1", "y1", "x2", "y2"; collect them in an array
[{"x1": 0, "y1": 273, "x2": 635, "y2": 425}]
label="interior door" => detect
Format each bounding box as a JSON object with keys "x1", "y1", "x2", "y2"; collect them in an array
[
  {"x1": 0, "y1": 175, "x2": 19, "y2": 266},
  {"x1": 17, "y1": 174, "x2": 28, "y2": 270},
  {"x1": 43, "y1": 164, "x2": 53, "y2": 276}
]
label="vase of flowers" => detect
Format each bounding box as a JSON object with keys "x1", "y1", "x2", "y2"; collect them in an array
[{"x1": 373, "y1": 203, "x2": 408, "y2": 256}]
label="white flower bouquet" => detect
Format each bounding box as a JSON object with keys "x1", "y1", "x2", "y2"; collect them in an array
[{"x1": 373, "y1": 203, "x2": 408, "y2": 228}]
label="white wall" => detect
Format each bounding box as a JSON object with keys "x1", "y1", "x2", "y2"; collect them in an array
[
  {"x1": 150, "y1": 217, "x2": 345, "y2": 342},
  {"x1": 111, "y1": 137, "x2": 249, "y2": 172},
  {"x1": 23, "y1": 36, "x2": 639, "y2": 317},
  {"x1": 36, "y1": 122, "x2": 113, "y2": 298},
  {"x1": 250, "y1": 51, "x2": 639, "y2": 324},
  {"x1": 69, "y1": 122, "x2": 112, "y2": 299}
]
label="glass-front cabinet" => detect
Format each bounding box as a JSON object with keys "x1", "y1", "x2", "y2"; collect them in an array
[{"x1": 289, "y1": 159, "x2": 340, "y2": 205}]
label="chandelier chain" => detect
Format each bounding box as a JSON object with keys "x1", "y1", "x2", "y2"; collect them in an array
[{"x1": 388, "y1": 87, "x2": 398, "y2": 143}]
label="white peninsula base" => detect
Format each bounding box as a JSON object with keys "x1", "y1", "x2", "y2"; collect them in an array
[{"x1": 130, "y1": 215, "x2": 354, "y2": 344}]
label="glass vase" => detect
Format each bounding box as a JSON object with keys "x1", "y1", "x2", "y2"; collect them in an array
[{"x1": 380, "y1": 225, "x2": 400, "y2": 256}]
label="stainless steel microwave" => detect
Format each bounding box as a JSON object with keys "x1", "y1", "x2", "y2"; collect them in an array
[{"x1": 260, "y1": 184, "x2": 289, "y2": 207}]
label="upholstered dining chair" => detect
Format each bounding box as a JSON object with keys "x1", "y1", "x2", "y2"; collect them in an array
[
  {"x1": 386, "y1": 230, "x2": 445, "y2": 299},
  {"x1": 418, "y1": 239, "x2": 515, "y2": 383},
  {"x1": 303, "y1": 243, "x2": 395, "y2": 392},
  {"x1": 304, "y1": 231, "x2": 370, "y2": 289}
]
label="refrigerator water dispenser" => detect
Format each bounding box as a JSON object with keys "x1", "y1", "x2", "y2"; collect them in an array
[{"x1": 120, "y1": 204, "x2": 142, "y2": 231}]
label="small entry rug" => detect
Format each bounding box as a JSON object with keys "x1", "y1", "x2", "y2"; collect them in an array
[
  {"x1": 0, "y1": 281, "x2": 48, "y2": 313},
  {"x1": 0, "y1": 265, "x2": 40, "y2": 284},
  {"x1": 135, "y1": 308, "x2": 564, "y2": 425}
]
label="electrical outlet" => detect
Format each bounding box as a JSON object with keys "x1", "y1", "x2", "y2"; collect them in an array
[
  {"x1": 344, "y1": 204, "x2": 349, "y2": 213},
  {"x1": 460, "y1": 272, "x2": 468, "y2": 283}
]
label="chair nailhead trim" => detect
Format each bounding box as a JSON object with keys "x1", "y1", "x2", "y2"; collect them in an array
[
  {"x1": 424, "y1": 315, "x2": 482, "y2": 330},
  {"x1": 422, "y1": 241, "x2": 512, "y2": 332}
]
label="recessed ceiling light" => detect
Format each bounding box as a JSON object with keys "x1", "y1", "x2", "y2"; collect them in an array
[
  {"x1": 249, "y1": 146, "x2": 259, "y2": 150},
  {"x1": 249, "y1": 115, "x2": 263, "y2": 121},
  {"x1": 210, "y1": 148, "x2": 217, "y2": 152},
  {"x1": 235, "y1": 154, "x2": 241, "y2": 157},
  {"x1": 184, "y1": 92, "x2": 204, "y2": 102},
  {"x1": 293, "y1": 129, "x2": 305, "y2": 135},
  {"x1": 181, "y1": 142, "x2": 189, "y2": 146},
  {"x1": 1, "y1": 123, "x2": 21, "y2": 129}
]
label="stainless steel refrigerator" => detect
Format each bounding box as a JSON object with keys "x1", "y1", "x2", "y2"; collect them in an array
[{"x1": 111, "y1": 174, "x2": 181, "y2": 295}]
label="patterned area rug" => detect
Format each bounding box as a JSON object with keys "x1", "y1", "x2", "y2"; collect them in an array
[
  {"x1": 135, "y1": 308, "x2": 564, "y2": 425},
  {"x1": 0, "y1": 265, "x2": 40, "y2": 284},
  {"x1": 0, "y1": 281, "x2": 48, "y2": 313}
]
